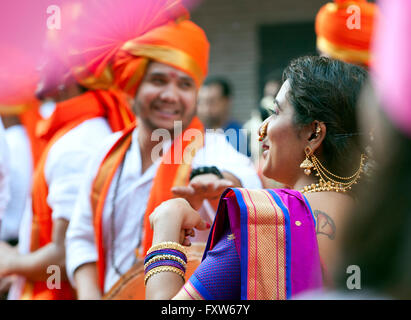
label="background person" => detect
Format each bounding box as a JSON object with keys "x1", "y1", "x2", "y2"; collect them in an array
[{"x1": 197, "y1": 76, "x2": 249, "y2": 156}]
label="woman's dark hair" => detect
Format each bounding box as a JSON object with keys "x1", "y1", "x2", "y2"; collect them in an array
[{"x1": 283, "y1": 56, "x2": 367, "y2": 177}]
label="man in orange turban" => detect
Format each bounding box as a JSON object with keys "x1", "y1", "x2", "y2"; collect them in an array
[
  {"x1": 111, "y1": 18, "x2": 209, "y2": 98},
  {"x1": 0, "y1": 46, "x2": 52, "y2": 299},
  {"x1": 0, "y1": 2, "x2": 135, "y2": 300},
  {"x1": 66, "y1": 19, "x2": 261, "y2": 299},
  {"x1": 315, "y1": 0, "x2": 378, "y2": 67}
]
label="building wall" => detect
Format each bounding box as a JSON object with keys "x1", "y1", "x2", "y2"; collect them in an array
[{"x1": 190, "y1": 0, "x2": 328, "y2": 123}]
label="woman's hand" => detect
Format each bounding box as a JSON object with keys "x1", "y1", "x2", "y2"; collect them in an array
[{"x1": 149, "y1": 198, "x2": 210, "y2": 246}]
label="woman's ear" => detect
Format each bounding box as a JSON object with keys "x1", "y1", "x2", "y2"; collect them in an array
[{"x1": 304, "y1": 121, "x2": 326, "y2": 154}]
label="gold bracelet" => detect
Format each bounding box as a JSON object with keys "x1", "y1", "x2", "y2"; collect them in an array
[
  {"x1": 144, "y1": 254, "x2": 187, "y2": 271},
  {"x1": 147, "y1": 241, "x2": 187, "y2": 256},
  {"x1": 144, "y1": 266, "x2": 185, "y2": 286}
]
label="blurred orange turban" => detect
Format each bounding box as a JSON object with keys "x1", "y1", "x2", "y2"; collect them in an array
[
  {"x1": 111, "y1": 19, "x2": 210, "y2": 96},
  {"x1": 40, "y1": 0, "x2": 200, "y2": 95},
  {"x1": 315, "y1": 0, "x2": 378, "y2": 66}
]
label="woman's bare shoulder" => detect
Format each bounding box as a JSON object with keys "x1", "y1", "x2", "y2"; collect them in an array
[
  {"x1": 304, "y1": 192, "x2": 355, "y2": 277},
  {"x1": 304, "y1": 192, "x2": 355, "y2": 240}
]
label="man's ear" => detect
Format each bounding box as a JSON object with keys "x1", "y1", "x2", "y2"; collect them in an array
[{"x1": 303, "y1": 121, "x2": 326, "y2": 154}]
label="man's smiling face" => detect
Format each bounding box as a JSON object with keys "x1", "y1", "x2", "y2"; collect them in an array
[{"x1": 134, "y1": 61, "x2": 198, "y2": 133}]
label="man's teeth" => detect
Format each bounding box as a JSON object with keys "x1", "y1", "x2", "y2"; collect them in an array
[{"x1": 155, "y1": 107, "x2": 178, "y2": 115}]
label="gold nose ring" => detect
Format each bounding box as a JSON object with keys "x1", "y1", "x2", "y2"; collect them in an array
[{"x1": 258, "y1": 122, "x2": 268, "y2": 141}]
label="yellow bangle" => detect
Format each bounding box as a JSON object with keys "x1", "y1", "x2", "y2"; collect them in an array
[
  {"x1": 147, "y1": 241, "x2": 187, "y2": 256},
  {"x1": 144, "y1": 266, "x2": 185, "y2": 286},
  {"x1": 144, "y1": 254, "x2": 187, "y2": 271}
]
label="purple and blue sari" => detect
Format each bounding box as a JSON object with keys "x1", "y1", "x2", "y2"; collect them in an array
[{"x1": 183, "y1": 188, "x2": 323, "y2": 300}]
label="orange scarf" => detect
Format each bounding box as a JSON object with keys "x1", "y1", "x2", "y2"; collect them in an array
[
  {"x1": 0, "y1": 100, "x2": 47, "y2": 169},
  {"x1": 22, "y1": 89, "x2": 134, "y2": 300},
  {"x1": 18, "y1": 101, "x2": 48, "y2": 168},
  {"x1": 91, "y1": 117, "x2": 204, "y2": 292}
]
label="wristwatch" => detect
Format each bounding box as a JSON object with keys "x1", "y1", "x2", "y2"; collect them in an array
[{"x1": 189, "y1": 166, "x2": 224, "y2": 181}]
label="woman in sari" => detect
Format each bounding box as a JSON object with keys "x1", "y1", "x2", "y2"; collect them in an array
[{"x1": 144, "y1": 56, "x2": 368, "y2": 300}]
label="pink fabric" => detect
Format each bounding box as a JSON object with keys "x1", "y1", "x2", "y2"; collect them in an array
[
  {"x1": 372, "y1": 0, "x2": 411, "y2": 137},
  {"x1": 275, "y1": 189, "x2": 324, "y2": 296}
]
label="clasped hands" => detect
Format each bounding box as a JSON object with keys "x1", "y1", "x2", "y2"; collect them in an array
[
  {"x1": 150, "y1": 173, "x2": 233, "y2": 247},
  {"x1": 171, "y1": 173, "x2": 233, "y2": 211}
]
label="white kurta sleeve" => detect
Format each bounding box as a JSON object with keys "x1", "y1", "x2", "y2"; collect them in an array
[
  {"x1": 0, "y1": 119, "x2": 10, "y2": 223},
  {"x1": 44, "y1": 118, "x2": 112, "y2": 222},
  {"x1": 65, "y1": 130, "x2": 122, "y2": 288},
  {"x1": 64, "y1": 164, "x2": 99, "y2": 288},
  {"x1": 0, "y1": 125, "x2": 32, "y2": 242}
]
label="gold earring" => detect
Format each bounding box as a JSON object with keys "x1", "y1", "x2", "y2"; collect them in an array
[
  {"x1": 258, "y1": 122, "x2": 268, "y2": 142},
  {"x1": 315, "y1": 126, "x2": 321, "y2": 136},
  {"x1": 301, "y1": 153, "x2": 367, "y2": 194},
  {"x1": 300, "y1": 146, "x2": 314, "y2": 176}
]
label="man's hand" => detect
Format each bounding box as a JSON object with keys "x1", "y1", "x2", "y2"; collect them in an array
[
  {"x1": 171, "y1": 173, "x2": 233, "y2": 210},
  {"x1": 0, "y1": 241, "x2": 18, "y2": 277}
]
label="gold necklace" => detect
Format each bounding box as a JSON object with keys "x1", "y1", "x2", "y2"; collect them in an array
[{"x1": 300, "y1": 153, "x2": 367, "y2": 194}]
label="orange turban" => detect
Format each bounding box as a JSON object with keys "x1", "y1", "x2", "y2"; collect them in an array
[
  {"x1": 111, "y1": 19, "x2": 210, "y2": 96},
  {"x1": 315, "y1": 0, "x2": 378, "y2": 66}
]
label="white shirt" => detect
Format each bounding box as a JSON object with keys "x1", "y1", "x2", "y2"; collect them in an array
[
  {"x1": 1, "y1": 100, "x2": 55, "y2": 243},
  {"x1": 7, "y1": 116, "x2": 112, "y2": 300},
  {"x1": 45, "y1": 118, "x2": 112, "y2": 222},
  {"x1": 66, "y1": 127, "x2": 262, "y2": 293},
  {"x1": 0, "y1": 119, "x2": 10, "y2": 224},
  {"x1": 0, "y1": 125, "x2": 32, "y2": 241}
]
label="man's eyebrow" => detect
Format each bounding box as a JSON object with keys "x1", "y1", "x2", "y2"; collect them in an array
[
  {"x1": 179, "y1": 76, "x2": 195, "y2": 83},
  {"x1": 147, "y1": 72, "x2": 194, "y2": 83},
  {"x1": 147, "y1": 72, "x2": 167, "y2": 77}
]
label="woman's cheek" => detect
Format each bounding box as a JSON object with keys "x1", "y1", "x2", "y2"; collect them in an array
[{"x1": 261, "y1": 148, "x2": 274, "y2": 177}]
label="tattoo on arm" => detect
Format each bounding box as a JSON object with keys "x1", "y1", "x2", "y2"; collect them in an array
[{"x1": 313, "y1": 210, "x2": 336, "y2": 240}]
